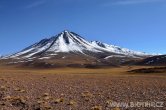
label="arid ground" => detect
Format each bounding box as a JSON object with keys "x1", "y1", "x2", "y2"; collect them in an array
[{"x1": 0, "y1": 66, "x2": 166, "y2": 110}]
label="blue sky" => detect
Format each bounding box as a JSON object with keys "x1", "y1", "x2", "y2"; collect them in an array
[{"x1": 0, "y1": 0, "x2": 166, "y2": 55}]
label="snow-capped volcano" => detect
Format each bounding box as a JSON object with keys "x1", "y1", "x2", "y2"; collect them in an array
[{"x1": 4, "y1": 30, "x2": 147, "y2": 59}]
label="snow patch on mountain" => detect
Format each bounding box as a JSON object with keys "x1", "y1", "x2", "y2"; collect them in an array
[
  {"x1": 38, "y1": 57, "x2": 50, "y2": 60},
  {"x1": 91, "y1": 41, "x2": 146, "y2": 56},
  {"x1": 104, "y1": 55, "x2": 126, "y2": 59}
]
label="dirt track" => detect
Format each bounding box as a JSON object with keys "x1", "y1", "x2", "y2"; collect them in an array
[{"x1": 0, "y1": 70, "x2": 166, "y2": 110}]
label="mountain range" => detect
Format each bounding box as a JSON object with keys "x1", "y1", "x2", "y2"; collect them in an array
[{"x1": 1, "y1": 30, "x2": 164, "y2": 68}]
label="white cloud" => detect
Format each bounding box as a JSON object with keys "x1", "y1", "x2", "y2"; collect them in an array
[
  {"x1": 102, "y1": 0, "x2": 165, "y2": 6},
  {"x1": 25, "y1": 0, "x2": 47, "y2": 9}
]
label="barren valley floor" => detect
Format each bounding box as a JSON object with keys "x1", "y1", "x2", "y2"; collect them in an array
[{"x1": 0, "y1": 66, "x2": 166, "y2": 110}]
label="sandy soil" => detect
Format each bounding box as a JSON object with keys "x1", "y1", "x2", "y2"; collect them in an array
[{"x1": 0, "y1": 67, "x2": 166, "y2": 110}]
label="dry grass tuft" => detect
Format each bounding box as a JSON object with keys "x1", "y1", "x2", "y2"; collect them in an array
[
  {"x1": 82, "y1": 91, "x2": 93, "y2": 97},
  {"x1": 106, "y1": 100, "x2": 112, "y2": 105},
  {"x1": 81, "y1": 91, "x2": 93, "y2": 101},
  {"x1": 111, "y1": 107, "x2": 121, "y2": 110},
  {"x1": 2, "y1": 96, "x2": 28, "y2": 108},
  {"x1": 67, "y1": 100, "x2": 77, "y2": 106},
  {"x1": 43, "y1": 105, "x2": 52, "y2": 110},
  {"x1": 2, "y1": 95, "x2": 12, "y2": 101},
  {"x1": 14, "y1": 88, "x2": 26, "y2": 93},
  {"x1": 43, "y1": 93, "x2": 49, "y2": 96},
  {"x1": 91, "y1": 105, "x2": 102, "y2": 110},
  {"x1": 0, "y1": 86, "x2": 7, "y2": 91},
  {"x1": 54, "y1": 98, "x2": 64, "y2": 104}
]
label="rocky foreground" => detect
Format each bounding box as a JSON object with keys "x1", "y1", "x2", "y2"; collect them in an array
[{"x1": 0, "y1": 72, "x2": 166, "y2": 110}]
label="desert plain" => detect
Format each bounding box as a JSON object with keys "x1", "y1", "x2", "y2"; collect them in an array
[{"x1": 0, "y1": 66, "x2": 165, "y2": 110}]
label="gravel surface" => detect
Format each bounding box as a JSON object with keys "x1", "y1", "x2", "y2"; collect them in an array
[{"x1": 0, "y1": 72, "x2": 166, "y2": 110}]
